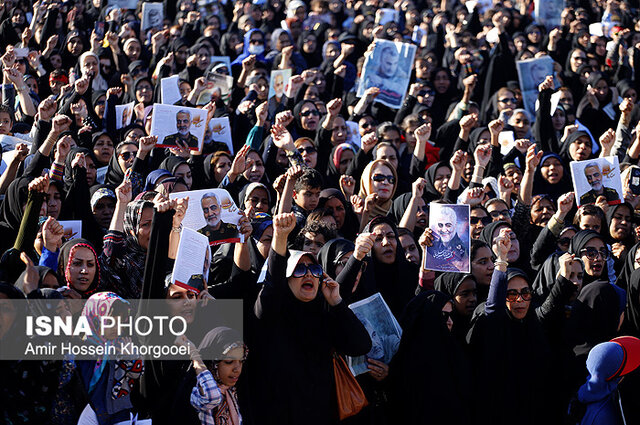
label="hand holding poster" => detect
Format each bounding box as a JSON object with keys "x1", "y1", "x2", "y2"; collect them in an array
[
  {"x1": 197, "y1": 72, "x2": 234, "y2": 105},
  {"x1": 115, "y1": 102, "x2": 134, "y2": 129},
  {"x1": 268, "y1": 69, "x2": 291, "y2": 100},
  {"x1": 516, "y1": 56, "x2": 555, "y2": 117},
  {"x1": 150, "y1": 104, "x2": 207, "y2": 151},
  {"x1": 570, "y1": 156, "x2": 624, "y2": 206},
  {"x1": 141, "y1": 2, "x2": 163, "y2": 32},
  {"x1": 357, "y1": 40, "x2": 417, "y2": 109},
  {"x1": 58, "y1": 220, "x2": 82, "y2": 241},
  {"x1": 171, "y1": 227, "x2": 211, "y2": 290},
  {"x1": 424, "y1": 204, "x2": 470, "y2": 273},
  {"x1": 347, "y1": 293, "x2": 402, "y2": 376},
  {"x1": 208, "y1": 117, "x2": 234, "y2": 154},
  {"x1": 169, "y1": 189, "x2": 244, "y2": 246},
  {"x1": 535, "y1": 0, "x2": 563, "y2": 29}
]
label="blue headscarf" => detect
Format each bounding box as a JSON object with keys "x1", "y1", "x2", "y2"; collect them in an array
[{"x1": 231, "y1": 29, "x2": 267, "y2": 66}]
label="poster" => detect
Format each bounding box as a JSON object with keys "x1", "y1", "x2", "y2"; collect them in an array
[
  {"x1": 345, "y1": 120, "x2": 361, "y2": 148},
  {"x1": 150, "y1": 103, "x2": 207, "y2": 151},
  {"x1": 347, "y1": 293, "x2": 402, "y2": 376},
  {"x1": 535, "y1": 0, "x2": 563, "y2": 29},
  {"x1": 357, "y1": 40, "x2": 417, "y2": 109},
  {"x1": 107, "y1": 0, "x2": 139, "y2": 9},
  {"x1": 209, "y1": 56, "x2": 231, "y2": 75},
  {"x1": 498, "y1": 130, "x2": 515, "y2": 155},
  {"x1": 168, "y1": 188, "x2": 244, "y2": 246},
  {"x1": 268, "y1": 69, "x2": 291, "y2": 100},
  {"x1": 58, "y1": 220, "x2": 82, "y2": 240},
  {"x1": 424, "y1": 204, "x2": 470, "y2": 273},
  {"x1": 141, "y1": 2, "x2": 163, "y2": 32},
  {"x1": 197, "y1": 72, "x2": 233, "y2": 105},
  {"x1": 161, "y1": 75, "x2": 182, "y2": 105},
  {"x1": 208, "y1": 117, "x2": 233, "y2": 154},
  {"x1": 516, "y1": 56, "x2": 555, "y2": 117},
  {"x1": 171, "y1": 227, "x2": 211, "y2": 288},
  {"x1": 375, "y1": 8, "x2": 399, "y2": 25},
  {"x1": 0, "y1": 134, "x2": 30, "y2": 152},
  {"x1": 115, "y1": 101, "x2": 134, "y2": 130},
  {"x1": 570, "y1": 156, "x2": 623, "y2": 206}
]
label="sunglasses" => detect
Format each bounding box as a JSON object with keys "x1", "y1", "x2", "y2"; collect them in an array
[
  {"x1": 371, "y1": 174, "x2": 396, "y2": 184},
  {"x1": 489, "y1": 209, "x2": 510, "y2": 218},
  {"x1": 298, "y1": 146, "x2": 317, "y2": 155},
  {"x1": 579, "y1": 247, "x2": 610, "y2": 260},
  {"x1": 558, "y1": 237, "x2": 571, "y2": 246},
  {"x1": 292, "y1": 263, "x2": 323, "y2": 278},
  {"x1": 441, "y1": 310, "x2": 453, "y2": 321},
  {"x1": 119, "y1": 151, "x2": 137, "y2": 161},
  {"x1": 300, "y1": 109, "x2": 321, "y2": 117},
  {"x1": 470, "y1": 216, "x2": 492, "y2": 225},
  {"x1": 498, "y1": 97, "x2": 517, "y2": 104},
  {"x1": 506, "y1": 287, "x2": 532, "y2": 302}
]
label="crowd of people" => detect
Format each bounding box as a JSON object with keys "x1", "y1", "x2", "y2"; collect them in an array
[{"x1": 2, "y1": 0, "x2": 640, "y2": 424}]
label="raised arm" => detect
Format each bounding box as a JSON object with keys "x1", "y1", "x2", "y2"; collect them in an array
[{"x1": 485, "y1": 228, "x2": 510, "y2": 315}]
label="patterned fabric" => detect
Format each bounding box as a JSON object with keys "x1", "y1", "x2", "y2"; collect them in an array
[{"x1": 190, "y1": 370, "x2": 223, "y2": 425}]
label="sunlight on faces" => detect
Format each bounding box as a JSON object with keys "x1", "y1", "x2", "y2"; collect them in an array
[
  {"x1": 454, "y1": 278, "x2": 477, "y2": 316},
  {"x1": 530, "y1": 198, "x2": 555, "y2": 227},
  {"x1": 303, "y1": 232, "x2": 326, "y2": 257},
  {"x1": 579, "y1": 214, "x2": 601, "y2": 233},
  {"x1": 375, "y1": 145, "x2": 398, "y2": 169},
  {"x1": 472, "y1": 246, "x2": 494, "y2": 286},
  {"x1": 570, "y1": 136, "x2": 592, "y2": 161},
  {"x1": 93, "y1": 135, "x2": 114, "y2": 165},
  {"x1": 300, "y1": 102, "x2": 320, "y2": 131},
  {"x1": 293, "y1": 188, "x2": 320, "y2": 211},
  {"x1": 399, "y1": 234, "x2": 420, "y2": 265},
  {"x1": 245, "y1": 187, "x2": 269, "y2": 213},
  {"x1": 243, "y1": 151, "x2": 265, "y2": 183},
  {"x1": 331, "y1": 116, "x2": 348, "y2": 145},
  {"x1": 135, "y1": 207, "x2": 154, "y2": 250},
  {"x1": 581, "y1": 238, "x2": 606, "y2": 277},
  {"x1": 372, "y1": 223, "x2": 397, "y2": 264},
  {"x1": 166, "y1": 284, "x2": 197, "y2": 324},
  {"x1": 433, "y1": 165, "x2": 451, "y2": 195},
  {"x1": 256, "y1": 226, "x2": 273, "y2": 259},
  {"x1": 47, "y1": 184, "x2": 62, "y2": 219},
  {"x1": 506, "y1": 276, "x2": 530, "y2": 320},
  {"x1": 324, "y1": 197, "x2": 346, "y2": 229},
  {"x1": 337, "y1": 149, "x2": 354, "y2": 174},
  {"x1": 541, "y1": 157, "x2": 563, "y2": 184},
  {"x1": 288, "y1": 255, "x2": 320, "y2": 302},
  {"x1": 0, "y1": 111, "x2": 12, "y2": 135},
  {"x1": 370, "y1": 163, "x2": 395, "y2": 201},
  {"x1": 510, "y1": 112, "x2": 530, "y2": 139},
  {"x1": 214, "y1": 155, "x2": 232, "y2": 182},
  {"x1": 174, "y1": 163, "x2": 193, "y2": 190},
  {"x1": 68, "y1": 247, "x2": 97, "y2": 292},
  {"x1": 609, "y1": 205, "x2": 632, "y2": 241},
  {"x1": 491, "y1": 225, "x2": 520, "y2": 262},
  {"x1": 118, "y1": 144, "x2": 138, "y2": 172},
  {"x1": 297, "y1": 139, "x2": 318, "y2": 168},
  {"x1": 216, "y1": 346, "x2": 245, "y2": 387}
]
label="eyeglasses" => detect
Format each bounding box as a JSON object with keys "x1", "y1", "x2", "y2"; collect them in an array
[
  {"x1": 441, "y1": 310, "x2": 453, "y2": 321},
  {"x1": 498, "y1": 97, "x2": 517, "y2": 104},
  {"x1": 361, "y1": 122, "x2": 373, "y2": 129},
  {"x1": 470, "y1": 216, "x2": 492, "y2": 225},
  {"x1": 371, "y1": 174, "x2": 396, "y2": 184},
  {"x1": 292, "y1": 263, "x2": 323, "y2": 278},
  {"x1": 506, "y1": 288, "x2": 532, "y2": 302},
  {"x1": 300, "y1": 110, "x2": 320, "y2": 117},
  {"x1": 558, "y1": 237, "x2": 571, "y2": 246},
  {"x1": 119, "y1": 151, "x2": 137, "y2": 161},
  {"x1": 579, "y1": 247, "x2": 610, "y2": 260},
  {"x1": 489, "y1": 209, "x2": 510, "y2": 218},
  {"x1": 298, "y1": 146, "x2": 317, "y2": 155}
]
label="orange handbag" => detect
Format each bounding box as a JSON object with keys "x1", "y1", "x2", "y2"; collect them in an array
[{"x1": 333, "y1": 353, "x2": 368, "y2": 420}]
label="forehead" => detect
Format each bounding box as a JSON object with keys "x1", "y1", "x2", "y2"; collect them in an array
[
  {"x1": 177, "y1": 112, "x2": 189, "y2": 119},
  {"x1": 202, "y1": 196, "x2": 218, "y2": 205},
  {"x1": 372, "y1": 223, "x2": 393, "y2": 235},
  {"x1": 584, "y1": 237, "x2": 604, "y2": 248},
  {"x1": 507, "y1": 276, "x2": 528, "y2": 289},
  {"x1": 373, "y1": 163, "x2": 392, "y2": 174},
  {"x1": 71, "y1": 246, "x2": 94, "y2": 260}
]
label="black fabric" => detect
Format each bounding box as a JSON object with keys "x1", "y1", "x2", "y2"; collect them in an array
[{"x1": 317, "y1": 238, "x2": 355, "y2": 279}]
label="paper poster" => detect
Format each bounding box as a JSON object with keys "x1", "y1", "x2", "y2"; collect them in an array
[
  {"x1": 171, "y1": 227, "x2": 211, "y2": 287},
  {"x1": 141, "y1": 2, "x2": 163, "y2": 32},
  {"x1": 96, "y1": 166, "x2": 108, "y2": 184},
  {"x1": 208, "y1": 117, "x2": 233, "y2": 154},
  {"x1": 168, "y1": 188, "x2": 244, "y2": 246},
  {"x1": 375, "y1": 8, "x2": 399, "y2": 25},
  {"x1": 570, "y1": 156, "x2": 624, "y2": 206},
  {"x1": 107, "y1": 0, "x2": 139, "y2": 9},
  {"x1": 198, "y1": 72, "x2": 233, "y2": 105},
  {"x1": 357, "y1": 40, "x2": 417, "y2": 109},
  {"x1": 150, "y1": 103, "x2": 207, "y2": 151},
  {"x1": 209, "y1": 56, "x2": 231, "y2": 75},
  {"x1": 58, "y1": 220, "x2": 82, "y2": 241},
  {"x1": 115, "y1": 102, "x2": 134, "y2": 130},
  {"x1": 535, "y1": 0, "x2": 563, "y2": 29},
  {"x1": 516, "y1": 56, "x2": 555, "y2": 117},
  {"x1": 347, "y1": 293, "x2": 402, "y2": 376},
  {"x1": 0, "y1": 134, "x2": 30, "y2": 152},
  {"x1": 498, "y1": 131, "x2": 515, "y2": 155},
  {"x1": 345, "y1": 120, "x2": 361, "y2": 148},
  {"x1": 161, "y1": 75, "x2": 182, "y2": 105},
  {"x1": 424, "y1": 204, "x2": 470, "y2": 273},
  {"x1": 268, "y1": 69, "x2": 291, "y2": 100}
]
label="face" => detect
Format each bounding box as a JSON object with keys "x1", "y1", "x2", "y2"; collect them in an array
[
  {"x1": 570, "y1": 136, "x2": 592, "y2": 161},
  {"x1": 610, "y1": 206, "x2": 632, "y2": 241},
  {"x1": 303, "y1": 232, "x2": 326, "y2": 257},
  {"x1": 216, "y1": 346, "x2": 245, "y2": 387},
  {"x1": 433, "y1": 166, "x2": 451, "y2": 195},
  {"x1": 506, "y1": 276, "x2": 530, "y2": 320},
  {"x1": 567, "y1": 261, "x2": 584, "y2": 292},
  {"x1": 442, "y1": 301, "x2": 453, "y2": 331},
  {"x1": 472, "y1": 246, "x2": 494, "y2": 286},
  {"x1": 337, "y1": 149, "x2": 354, "y2": 175},
  {"x1": 359, "y1": 116, "x2": 375, "y2": 136},
  {"x1": 135, "y1": 208, "x2": 153, "y2": 251},
  {"x1": 288, "y1": 256, "x2": 320, "y2": 302},
  {"x1": 293, "y1": 188, "x2": 320, "y2": 211},
  {"x1": 415, "y1": 197, "x2": 428, "y2": 229},
  {"x1": 530, "y1": 198, "x2": 555, "y2": 227},
  {"x1": 325, "y1": 197, "x2": 345, "y2": 229},
  {"x1": 46, "y1": 185, "x2": 62, "y2": 219},
  {"x1": 201, "y1": 196, "x2": 221, "y2": 229},
  {"x1": 497, "y1": 91, "x2": 517, "y2": 111},
  {"x1": 176, "y1": 112, "x2": 191, "y2": 135},
  {"x1": 492, "y1": 225, "x2": 520, "y2": 262},
  {"x1": 245, "y1": 187, "x2": 269, "y2": 213},
  {"x1": 552, "y1": 108, "x2": 566, "y2": 131},
  {"x1": 256, "y1": 226, "x2": 273, "y2": 259},
  {"x1": 174, "y1": 163, "x2": 192, "y2": 190},
  {"x1": 68, "y1": 37, "x2": 83, "y2": 55},
  {"x1": 0, "y1": 112, "x2": 12, "y2": 135},
  {"x1": 0, "y1": 293, "x2": 17, "y2": 341},
  {"x1": 243, "y1": 152, "x2": 265, "y2": 182},
  {"x1": 434, "y1": 210, "x2": 456, "y2": 243},
  {"x1": 370, "y1": 163, "x2": 395, "y2": 200},
  {"x1": 300, "y1": 103, "x2": 320, "y2": 130},
  {"x1": 214, "y1": 156, "x2": 231, "y2": 182},
  {"x1": 570, "y1": 50, "x2": 587, "y2": 72},
  {"x1": 82, "y1": 55, "x2": 99, "y2": 78},
  {"x1": 580, "y1": 238, "x2": 606, "y2": 277},
  {"x1": 375, "y1": 145, "x2": 398, "y2": 170},
  {"x1": 511, "y1": 112, "x2": 530, "y2": 139},
  {"x1": 372, "y1": 223, "x2": 397, "y2": 264},
  {"x1": 118, "y1": 144, "x2": 138, "y2": 172},
  {"x1": 93, "y1": 135, "x2": 114, "y2": 165},
  {"x1": 505, "y1": 166, "x2": 523, "y2": 192},
  {"x1": 470, "y1": 209, "x2": 489, "y2": 239},
  {"x1": 579, "y1": 214, "x2": 602, "y2": 233},
  {"x1": 434, "y1": 70, "x2": 450, "y2": 94},
  {"x1": 399, "y1": 234, "x2": 420, "y2": 265},
  {"x1": 124, "y1": 41, "x2": 142, "y2": 61},
  {"x1": 84, "y1": 157, "x2": 97, "y2": 186},
  {"x1": 487, "y1": 202, "x2": 511, "y2": 225},
  {"x1": 541, "y1": 157, "x2": 564, "y2": 184},
  {"x1": 593, "y1": 79, "x2": 609, "y2": 102},
  {"x1": 331, "y1": 117, "x2": 348, "y2": 145},
  {"x1": 297, "y1": 140, "x2": 318, "y2": 168},
  {"x1": 584, "y1": 165, "x2": 602, "y2": 191},
  {"x1": 454, "y1": 278, "x2": 478, "y2": 316},
  {"x1": 166, "y1": 284, "x2": 197, "y2": 324},
  {"x1": 93, "y1": 197, "x2": 116, "y2": 229},
  {"x1": 67, "y1": 247, "x2": 96, "y2": 292},
  {"x1": 136, "y1": 80, "x2": 153, "y2": 103}
]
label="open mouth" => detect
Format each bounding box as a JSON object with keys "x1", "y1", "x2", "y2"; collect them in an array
[{"x1": 301, "y1": 280, "x2": 315, "y2": 291}]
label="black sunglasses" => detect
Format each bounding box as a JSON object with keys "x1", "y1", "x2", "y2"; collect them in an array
[
  {"x1": 119, "y1": 151, "x2": 136, "y2": 161},
  {"x1": 292, "y1": 264, "x2": 323, "y2": 278},
  {"x1": 300, "y1": 110, "x2": 320, "y2": 117},
  {"x1": 558, "y1": 237, "x2": 571, "y2": 246},
  {"x1": 298, "y1": 146, "x2": 317, "y2": 155},
  {"x1": 498, "y1": 97, "x2": 517, "y2": 104},
  {"x1": 371, "y1": 174, "x2": 396, "y2": 184},
  {"x1": 470, "y1": 216, "x2": 492, "y2": 225}
]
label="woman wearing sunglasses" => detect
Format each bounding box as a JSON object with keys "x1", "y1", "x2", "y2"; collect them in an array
[
  {"x1": 355, "y1": 159, "x2": 397, "y2": 228},
  {"x1": 253, "y1": 212, "x2": 371, "y2": 425}
]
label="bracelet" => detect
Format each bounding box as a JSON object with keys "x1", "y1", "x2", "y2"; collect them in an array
[
  {"x1": 17, "y1": 85, "x2": 29, "y2": 92},
  {"x1": 171, "y1": 224, "x2": 183, "y2": 233},
  {"x1": 494, "y1": 260, "x2": 508, "y2": 267}
]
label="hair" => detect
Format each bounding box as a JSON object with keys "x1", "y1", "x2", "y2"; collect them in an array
[
  {"x1": 0, "y1": 105, "x2": 13, "y2": 123},
  {"x1": 471, "y1": 204, "x2": 489, "y2": 215},
  {"x1": 484, "y1": 197, "x2": 509, "y2": 211},
  {"x1": 376, "y1": 121, "x2": 401, "y2": 140},
  {"x1": 211, "y1": 151, "x2": 232, "y2": 166},
  {"x1": 573, "y1": 204, "x2": 606, "y2": 228},
  {"x1": 401, "y1": 113, "x2": 423, "y2": 131},
  {"x1": 583, "y1": 162, "x2": 600, "y2": 172},
  {"x1": 471, "y1": 239, "x2": 490, "y2": 260},
  {"x1": 177, "y1": 109, "x2": 191, "y2": 120},
  {"x1": 295, "y1": 220, "x2": 337, "y2": 249},
  {"x1": 294, "y1": 168, "x2": 323, "y2": 192},
  {"x1": 201, "y1": 192, "x2": 220, "y2": 206},
  {"x1": 307, "y1": 208, "x2": 335, "y2": 223},
  {"x1": 372, "y1": 142, "x2": 399, "y2": 160}
]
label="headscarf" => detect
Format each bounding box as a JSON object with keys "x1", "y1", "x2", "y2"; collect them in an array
[
  {"x1": 231, "y1": 29, "x2": 266, "y2": 66},
  {"x1": 105, "y1": 141, "x2": 137, "y2": 188},
  {"x1": 0, "y1": 176, "x2": 31, "y2": 235},
  {"x1": 559, "y1": 130, "x2": 592, "y2": 164},
  {"x1": 64, "y1": 147, "x2": 98, "y2": 193},
  {"x1": 144, "y1": 169, "x2": 172, "y2": 192},
  {"x1": 606, "y1": 203, "x2": 635, "y2": 246},
  {"x1": 317, "y1": 238, "x2": 355, "y2": 279},
  {"x1": 358, "y1": 159, "x2": 398, "y2": 218},
  {"x1": 569, "y1": 229, "x2": 609, "y2": 285},
  {"x1": 423, "y1": 161, "x2": 451, "y2": 201},
  {"x1": 624, "y1": 268, "x2": 640, "y2": 336},
  {"x1": 238, "y1": 182, "x2": 271, "y2": 209},
  {"x1": 617, "y1": 242, "x2": 639, "y2": 291},
  {"x1": 57, "y1": 238, "x2": 101, "y2": 298},
  {"x1": 318, "y1": 188, "x2": 359, "y2": 240},
  {"x1": 251, "y1": 213, "x2": 273, "y2": 242},
  {"x1": 478, "y1": 221, "x2": 511, "y2": 248},
  {"x1": 14, "y1": 266, "x2": 58, "y2": 293},
  {"x1": 532, "y1": 153, "x2": 572, "y2": 202},
  {"x1": 292, "y1": 99, "x2": 320, "y2": 140}
]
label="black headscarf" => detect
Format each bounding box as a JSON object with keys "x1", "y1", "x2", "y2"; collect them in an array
[
  {"x1": 434, "y1": 272, "x2": 477, "y2": 340},
  {"x1": 14, "y1": 266, "x2": 59, "y2": 294},
  {"x1": 390, "y1": 290, "x2": 472, "y2": 424},
  {"x1": 159, "y1": 155, "x2": 189, "y2": 176},
  {"x1": 317, "y1": 238, "x2": 355, "y2": 279},
  {"x1": 198, "y1": 326, "x2": 247, "y2": 361},
  {"x1": 0, "y1": 176, "x2": 32, "y2": 241},
  {"x1": 318, "y1": 188, "x2": 359, "y2": 240},
  {"x1": 617, "y1": 242, "x2": 639, "y2": 291},
  {"x1": 569, "y1": 230, "x2": 609, "y2": 286},
  {"x1": 623, "y1": 268, "x2": 640, "y2": 337},
  {"x1": 478, "y1": 221, "x2": 510, "y2": 248},
  {"x1": 105, "y1": 141, "x2": 137, "y2": 187},
  {"x1": 423, "y1": 161, "x2": 451, "y2": 201},
  {"x1": 292, "y1": 99, "x2": 319, "y2": 140},
  {"x1": 533, "y1": 153, "x2": 572, "y2": 202},
  {"x1": 558, "y1": 130, "x2": 592, "y2": 164},
  {"x1": 606, "y1": 203, "x2": 635, "y2": 247},
  {"x1": 64, "y1": 147, "x2": 98, "y2": 193}
]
